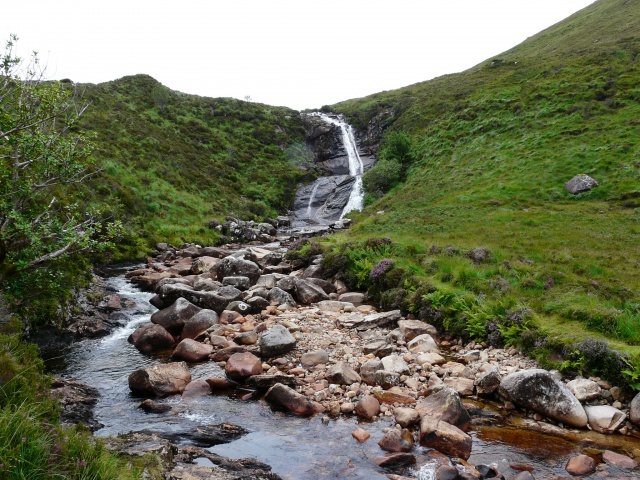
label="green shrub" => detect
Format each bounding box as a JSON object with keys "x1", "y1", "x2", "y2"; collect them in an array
[{"x1": 362, "y1": 158, "x2": 403, "y2": 199}]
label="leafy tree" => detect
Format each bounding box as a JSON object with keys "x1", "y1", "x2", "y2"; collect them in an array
[{"x1": 0, "y1": 35, "x2": 122, "y2": 321}]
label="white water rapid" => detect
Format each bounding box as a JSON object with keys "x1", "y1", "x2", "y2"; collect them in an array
[{"x1": 314, "y1": 113, "x2": 365, "y2": 218}]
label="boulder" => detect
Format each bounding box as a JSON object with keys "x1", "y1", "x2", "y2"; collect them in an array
[
  {"x1": 327, "y1": 361, "x2": 361, "y2": 385},
  {"x1": 151, "y1": 298, "x2": 201, "y2": 334},
  {"x1": 381, "y1": 354, "x2": 410, "y2": 375},
  {"x1": 219, "y1": 310, "x2": 243, "y2": 324},
  {"x1": 602, "y1": 450, "x2": 638, "y2": 469},
  {"x1": 139, "y1": 399, "x2": 172, "y2": 413},
  {"x1": 244, "y1": 374, "x2": 297, "y2": 390},
  {"x1": 373, "y1": 389, "x2": 415, "y2": 405},
  {"x1": 355, "y1": 395, "x2": 380, "y2": 419},
  {"x1": 363, "y1": 339, "x2": 394, "y2": 358},
  {"x1": 131, "y1": 323, "x2": 176, "y2": 354},
  {"x1": 499, "y1": 369, "x2": 588, "y2": 427},
  {"x1": 630, "y1": 392, "x2": 640, "y2": 426},
  {"x1": 378, "y1": 428, "x2": 414, "y2": 453},
  {"x1": 294, "y1": 278, "x2": 329, "y2": 304},
  {"x1": 264, "y1": 383, "x2": 325, "y2": 416},
  {"x1": 374, "y1": 370, "x2": 401, "y2": 389},
  {"x1": 275, "y1": 276, "x2": 296, "y2": 293},
  {"x1": 301, "y1": 350, "x2": 329, "y2": 368},
  {"x1": 419, "y1": 415, "x2": 472, "y2": 460},
  {"x1": 255, "y1": 274, "x2": 277, "y2": 289},
  {"x1": 415, "y1": 387, "x2": 471, "y2": 432},
  {"x1": 181, "y1": 378, "x2": 212, "y2": 399},
  {"x1": 267, "y1": 287, "x2": 296, "y2": 306},
  {"x1": 584, "y1": 405, "x2": 626, "y2": 434},
  {"x1": 246, "y1": 296, "x2": 269, "y2": 313},
  {"x1": 226, "y1": 301, "x2": 251, "y2": 315},
  {"x1": 398, "y1": 320, "x2": 438, "y2": 342},
  {"x1": 128, "y1": 362, "x2": 192, "y2": 397},
  {"x1": 407, "y1": 334, "x2": 440, "y2": 354},
  {"x1": 417, "y1": 352, "x2": 446, "y2": 366},
  {"x1": 172, "y1": 339, "x2": 213, "y2": 362},
  {"x1": 317, "y1": 300, "x2": 352, "y2": 312},
  {"x1": 565, "y1": 455, "x2": 596, "y2": 476},
  {"x1": 212, "y1": 346, "x2": 248, "y2": 362},
  {"x1": 181, "y1": 309, "x2": 219, "y2": 340},
  {"x1": 373, "y1": 453, "x2": 416, "y2": 468},
  {"x1": 234, "y1": 331, "x2": 258, "y2": 345},
  {"x1": 393, "y1": 407, "x2": 420, "y2": 428},
  {"x1": 222, "y1": 276, "x2": 251, "y2": 291},
  {"x1": 225, "y1": 352, "x2": 263, "y2": 381},
  {"x1": 338, "y1": 292, "x2": 366, "y2": 303},
  {"x1": 565, "y1": 174, "x2": 599, "y2": 194},
  {"x1": 259, "y1": 324, "x2": 297, "y2": 357},
  {"x1": 360, "y1": 358, "x2": 383, "y2": 386},
  {"x1": 443, "y1": 377, "x2": 475, "y2": 396},
  {"x1": 191, "y1": 256, "x2": 219, "y2": 274},
  {"x1": 474, "y1": 367, "x2": 501, "y2": 396},
  {"x1": 341, "y1": 310, "x2": 401, "y2": 330},
  {"x1": 307, "y1": 278, "x2": 337, "y2": 294},
  {"x1": 566, "y1": 378, "x2": 601, "y2": 402},
  {"x1": 216, "y1": 256, "x2": 261, "y2": 284}
]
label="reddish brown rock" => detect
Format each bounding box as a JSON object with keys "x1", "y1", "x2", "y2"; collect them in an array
[
  {"x1": 415, "y1": 387, "x2": 471, "y2": 432},
  {"x1": 373, "y1": 389, "x2": 415, "y2": 405},
  {"x1": 419, "y1": 415, "x2": 472, "y2": 460},
  {"x1": 372, "y1": 453, "x2": 416, "y2": 468},
  {"x1": 181, "y1": 378, "x2": 212, "y2": 399},
  {"x1": 565, "y1": 455, "x2": 596, "y2": 476},
  {"x1": 378, "y1": 428, "x2": 414, "y2": 453},
  {"x1": 212, "y1": 346, "x2": 248, "y2": 362},
  {"x1": 602, "y1": 450, "x2": 638, "y2": 469},
  {"x1": 225, "y1": 352, "x2": 263, "y2": 381},
  {"x1": 355, "y1": 395, "x2": 380, "y2": 420},
  {"x1": 264, "y1": 383, "x2": 325, "y2": 416},
  {"x1": 131, "y1": 323, "x2": 176, "y2": 354},
  {"x1": 352, "y1": 428, "x2": 371, "y2": 443},
  {"x1": 172, "y1": 339, "x2": 213, "y2": 362},
  {"x1": 128, "y1": 362, "x2": 191, "y2": 397},
  {"x1": 205, "y1": 377, "x2": 238, "y2": 390}
]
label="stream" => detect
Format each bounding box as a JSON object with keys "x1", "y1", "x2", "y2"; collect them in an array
[{"x1": 43, "y1": 264, "x2": 640, "y2": 479}]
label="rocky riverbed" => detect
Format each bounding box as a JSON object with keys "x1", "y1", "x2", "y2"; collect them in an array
[{"x1": 52, "y1": 239, "x2": 640, "y2": 479}]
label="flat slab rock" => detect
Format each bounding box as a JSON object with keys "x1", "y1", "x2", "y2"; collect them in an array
[{"x1": 339, "y1": 310, "x2": 401, "y2": 330}]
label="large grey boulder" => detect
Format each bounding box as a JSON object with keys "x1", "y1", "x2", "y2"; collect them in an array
[
  {"x1": 180, "y1": 309, "x2": 219, "y2": 340},
  {"x1": 565, "y1": 174, "x2": 599, "y2": 194},
  {"x1": 128, "y1": 362, "x2": 191, "y2": 397},
  {"x1": 259, "y1": 324, "x2": 297, "y2": 357},
  {"x1": 267, "y1": 287, "x2": 296, "y2": 306},
  {"x1": 216, "y1": 255, "x2": 261, "y2": 284},
  {"x1": 294, "y1": 278, "x2": 329, "y2": 304},
  {"x1": 151, "y1": 297, "x2": 201, "y2": 334},
  {"x1": 499, "y1": 369, "x2": 588, "y2": 427}
]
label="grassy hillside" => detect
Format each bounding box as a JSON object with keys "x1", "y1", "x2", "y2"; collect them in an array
[
  {"x1": 76, "y1": 74, "x2": 312, "y2": 254},
  {"x1": 325, "y1": 0, "x2": 640, "y2": 379}
]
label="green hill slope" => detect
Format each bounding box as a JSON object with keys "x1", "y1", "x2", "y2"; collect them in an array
[
  {"x1": 76, "y1": 74, "x2": 312, "y2": 253},
  {"x1": 324, "y1": 0, "x2": 640, "y2": 375}
]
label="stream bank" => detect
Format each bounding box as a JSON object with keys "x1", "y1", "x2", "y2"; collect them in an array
[{"x1": 46, "y1": 239, "x2": 640, "y2": 479}]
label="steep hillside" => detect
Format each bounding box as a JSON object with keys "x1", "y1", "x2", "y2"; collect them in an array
[
  {"x1": 76, "y1": 74, "x2": 313, "y2": 253},
  {"x1": 324, "y1": 0, "x2": 640, "y2": 373}
]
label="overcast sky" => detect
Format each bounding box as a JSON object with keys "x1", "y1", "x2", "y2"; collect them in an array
[{"x1": 3, "y1": 0, "x2": 595, "y2": 110}]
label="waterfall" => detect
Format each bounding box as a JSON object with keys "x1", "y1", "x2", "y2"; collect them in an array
[
  {"x1": 306, "y1": 180, "x2": 322, "y2": 219},
  {"x1": 313, "y1": 113, "x2": 365, "y2": 217}
]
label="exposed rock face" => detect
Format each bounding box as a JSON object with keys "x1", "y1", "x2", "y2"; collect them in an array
[
  {"x1": 499, "y1": 369, "x2": 588, "y2": 427},
  {"x1": 259, "y1": 324, "x2": 297, "y2": 357},
  {"x1": 128, "y1": 362, "x2": 192, "y2": 397},
  {"x1": 565, "y1": 174, "x2": 599, "y2": 194},
  {"x1": 264, "y1": 383, "x2": 325, "y2": 416},
  {"x1": 292, "y1": 175, "x2": 356, "y2": 225}
]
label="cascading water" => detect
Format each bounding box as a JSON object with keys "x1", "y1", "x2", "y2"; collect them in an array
[{"x1": 313, "y1": 113, "x2": 365, "y2": 218}]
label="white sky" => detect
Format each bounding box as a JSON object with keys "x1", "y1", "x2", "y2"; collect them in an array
[{"x1": 2, "y1": 0, "x2": 594, "y2": 110}]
